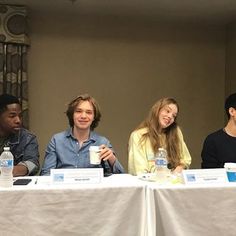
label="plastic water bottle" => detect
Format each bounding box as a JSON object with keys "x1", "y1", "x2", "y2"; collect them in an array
[
  {"x1": 155, "y1": 148, "x2": 169, "y2": 182},
  {"x1": 0, "y1": 147, "x2": 14, "y2": 187}
]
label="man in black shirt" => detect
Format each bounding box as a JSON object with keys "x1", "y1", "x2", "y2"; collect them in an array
[{"x1": 201, "y1": 93, "x2": 236, "y2": 168}]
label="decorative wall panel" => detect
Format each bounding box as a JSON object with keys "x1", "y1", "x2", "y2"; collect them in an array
[{"x1": 0, "y1": 4, "x2": 29, "y2": 45}]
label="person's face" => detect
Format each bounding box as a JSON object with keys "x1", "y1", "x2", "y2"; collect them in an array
[
  {"x1": 0, "y1": 104, "x2": 22, "y2": 136},
  {"x1": 73, "y1": 100, "x2": 95, "y2": 131},
  {"x1": 158, "y1": 103, "x2": 178, "y2": 129}
]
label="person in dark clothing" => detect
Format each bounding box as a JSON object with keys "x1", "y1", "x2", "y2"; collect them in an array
[
  {"x1": 0, "y1": 94, "x2": 40, "y2": 176},
  {"x1": 201, "y1": 93, "x2": 236, "y2": 168}
]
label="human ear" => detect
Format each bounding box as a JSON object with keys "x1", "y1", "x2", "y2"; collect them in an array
[{"x1": 229, "y1": 107, "x2": 236, "y2": 117}]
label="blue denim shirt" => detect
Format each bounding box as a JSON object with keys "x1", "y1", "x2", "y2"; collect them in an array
[
  {"x1": 40, "y1": 129, "x2": 124, "y2": 176},
  {"x1": 7, "y1": 128, "x2": 40, "y2": 176}
]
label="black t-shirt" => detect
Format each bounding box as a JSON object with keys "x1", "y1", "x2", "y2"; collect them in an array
[{"x1": 201, "y1": 129, "x2": 236, "y2": 168}]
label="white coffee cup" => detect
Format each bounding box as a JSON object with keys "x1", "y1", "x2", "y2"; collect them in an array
[{"x1": 89, "y1": 146, "x2": 101, "y2": 165}]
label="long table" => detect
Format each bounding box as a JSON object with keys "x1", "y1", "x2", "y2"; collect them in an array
[
  {"x1": 1, "y1": 174, "x2": 236, "y2": 236},
  {"x1": 0, "y1": 175, "x2": 146, "y2": 236}
]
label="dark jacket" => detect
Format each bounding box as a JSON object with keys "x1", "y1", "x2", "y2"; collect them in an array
[{"x1": 7, "y1": 128, "x2": 40, "y2": 175}]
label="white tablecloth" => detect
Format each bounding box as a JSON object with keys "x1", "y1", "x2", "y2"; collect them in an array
[
  {"x1": 0, "y1": 174, "x2": 146, "y2": 236},
  {"x1": 146, "y1": 182, "x2": 236, "y2": 236},
  {"x1": 2, "y1": 174, "x2": 236, "y2": 236}
]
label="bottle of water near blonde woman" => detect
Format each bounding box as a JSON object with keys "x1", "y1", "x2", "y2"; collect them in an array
[
  {"x1": 155, "y1": 148, "x2": 169, "y2": 183},
  {"x1": 0, "y1": 147, "x2": 14, "y2": 187}
]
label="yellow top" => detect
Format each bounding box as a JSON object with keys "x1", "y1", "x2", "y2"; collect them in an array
[{"x1": 128, "y1": 127, "x2": 191, "y2": 175}]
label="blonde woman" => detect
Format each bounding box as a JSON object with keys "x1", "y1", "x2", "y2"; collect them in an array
[{"x1": 128, "y1": 97, "x2": 191, "y2": 175}]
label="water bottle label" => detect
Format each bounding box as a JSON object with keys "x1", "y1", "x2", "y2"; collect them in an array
[
  {"x1": 0, "y1": 159, "x2": 13, "y2": 168},
  {"x1": 155, "y1": 158, "x2": 167, "y2": 166}
]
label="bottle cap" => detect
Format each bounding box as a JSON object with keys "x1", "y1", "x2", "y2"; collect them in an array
[
  {"x1": 158, "y1": 148, "x2": 167, "y2": 154},
  {"x1": 224, "y1": 162, "x2": 236, "y2": 168},
  {"x1": 3, "y1": 146, "x2": 10, "y2": 151}
]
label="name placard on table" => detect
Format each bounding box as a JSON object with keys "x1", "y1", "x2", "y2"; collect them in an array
[
  {"x1": 50, "y1": 168, "x2": 104, "y2": 184},
  {"x1": 182, "y1": 168, "x2": 228, "y2": 184}
]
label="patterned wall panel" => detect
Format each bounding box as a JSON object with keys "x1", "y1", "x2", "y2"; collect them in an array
[{"x1": 0, "y1": 4, "x2": 29, "y2": 45}]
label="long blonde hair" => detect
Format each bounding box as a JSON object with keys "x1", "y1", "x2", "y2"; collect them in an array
[{"x1": 137, "y1": 97, "x2": 181, "y2": 169}]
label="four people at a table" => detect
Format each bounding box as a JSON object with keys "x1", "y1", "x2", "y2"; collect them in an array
[{"x1": 0, "y1": 92, "x2": 236, "y2": 177}]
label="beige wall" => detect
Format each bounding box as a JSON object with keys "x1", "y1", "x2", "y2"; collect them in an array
[
  {"x1": 27, "y1": 12, "x2": 226, "y2": 171},
  {"x1": 226, "y1": 22, "x2": 236, "y2": 96}
]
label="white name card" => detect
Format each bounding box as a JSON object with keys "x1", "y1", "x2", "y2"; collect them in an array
[
  {"x1": 182, "y1": 168, "x2": 228, "y2": 185},
  {"x1": 50, "y1": 168, "x2": 104, "y2": 184}
]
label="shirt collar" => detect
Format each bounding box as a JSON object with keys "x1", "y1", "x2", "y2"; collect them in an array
[
  {"x1": 66, "y1": 128, "x2": 97, "y2": 142},
  {"x1": 8, "y1": 130, "x2": 21, "y2": 145}
]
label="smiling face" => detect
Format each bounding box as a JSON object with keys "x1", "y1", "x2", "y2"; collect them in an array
[
  {"x1": 0, "y1": 103, "x2": 22, "y2": 136},
  {"x1": 73, "y1": 100, "x2": 95, "y2": 131},
  {"x1": 158, "y1": 103, "x2": 178, "y2": 129}
]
